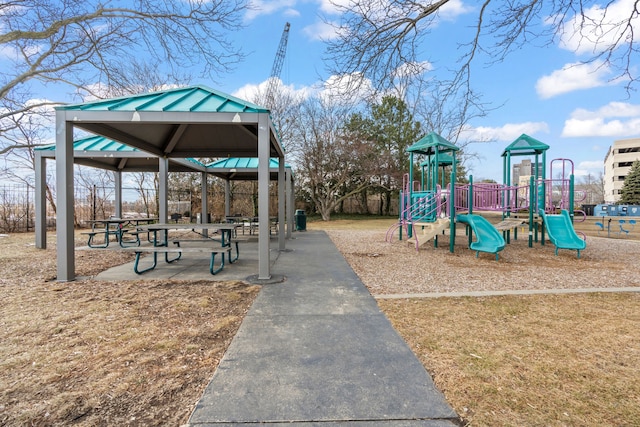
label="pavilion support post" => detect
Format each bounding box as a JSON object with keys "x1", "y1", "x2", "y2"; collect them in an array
[
  {"x1": 159, "y1": 157, "x2": 168, "y2": 224},
  {"x1": 258, "y1": 114, "x2": 271, "y2": 280},
  {"x1": 285, "y1": 168, "x2": 293, "y2": 239},
  {"x1": 35, "y1": 151, "x2": 47, "y2": 249},
  {"x1": 201, "y1": 171, "x2": 209, "y2": 237},
  {"x1": 201, "y1": 171, "x2": 208, "y2": 223},
  {"x1": 278, "y1": 156, "x2": 285, "y2": 250},
  {"x1": 55, "y1": 117, "x2": 75, "y2": 281},
  {"x1": 224, "y1": 179, "x2": 231, "y2": 217},
  {"x1": 114, "y1": 171, "x2": 122, "y2": 218}
]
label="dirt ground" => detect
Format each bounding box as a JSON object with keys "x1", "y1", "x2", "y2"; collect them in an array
[{"x1": 0, "y1": 232, "x2": 259, "y2": 426}]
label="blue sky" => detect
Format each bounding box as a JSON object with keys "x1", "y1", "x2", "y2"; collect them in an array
[
  {"x1": 6, "y1": 0, "x2": 639, "y2": 184},
  {"x1": 219, "y1": 0, "x2": 640, "y2": 183}
]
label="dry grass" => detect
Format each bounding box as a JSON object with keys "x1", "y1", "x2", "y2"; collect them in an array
[
  {"x1": 380, "y1": 294, "x2": 640, "y2": 426},
  {"x1": 310, "y1": 216, "x2": 640, "y2": 427},
  {"x1": 0, "y1": 232, "x2": 259, "y2": 426}
]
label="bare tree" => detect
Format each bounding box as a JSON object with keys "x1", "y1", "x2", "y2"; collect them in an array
[
  {"x1": 0, "y1": 0, "x2": 248, "y2": 156},
  {"x1": 130, "y1": 171, "x2": 156, "y2": 218},
  {"x1": 294, "y1": 96, "x2": 377, "y2": 220},
  {"x1": 75, "y1": 165, "x2": 115, "y2": 224},
  {"x1": 244, "y1": 80, "x2": 306, "y2": 160},
  {"x1": 325, "y1": 0, "x2": 640, "y2": 99},
  {"x1": 579, "y1": 171, "x2": 605, "y2": 204}
]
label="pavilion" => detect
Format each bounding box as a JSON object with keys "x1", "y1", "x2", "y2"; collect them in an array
[{"x1": 50, "y1": 85, "x2": 286, "y2": 281}]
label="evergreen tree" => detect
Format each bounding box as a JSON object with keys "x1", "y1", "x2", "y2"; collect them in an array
[
  {"x1": 344, "y1": 96, "x2": 422, "y2": 215},
  {"x1": 619, "y1": 161, "x2": 640, "y2": 204}
]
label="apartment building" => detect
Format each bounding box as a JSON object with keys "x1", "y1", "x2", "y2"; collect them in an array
[
  {"x1": 512, "y1": 159, "x2": 543, "y2": 184},
  {"x1": 603, "y1": 137, "x2": 640, "y2": 203}
]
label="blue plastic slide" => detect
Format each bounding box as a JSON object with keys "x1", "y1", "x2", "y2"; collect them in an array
[
  {"x1": 456, "y1": 214, "x2": 506, "y2": 260},
  {"x1": 538, "y1": 209, "x2": 586, "y2": 258}
]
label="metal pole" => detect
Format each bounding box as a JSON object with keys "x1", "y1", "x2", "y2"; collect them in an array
[
  {"x1": 93, "y1": 185, "x2": 97, "y2": 220},
  {"x1": 55, "y1": 116, "x2": 75, "y2": 281}
]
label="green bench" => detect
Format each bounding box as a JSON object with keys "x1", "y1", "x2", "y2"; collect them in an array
[{"x1": 121, "y1": 246, "x2": 232, "y2": 275}]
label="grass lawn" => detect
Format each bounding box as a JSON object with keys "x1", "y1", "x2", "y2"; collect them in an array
[
  {"x1": 0, "y1": 232, "x2": 259, "y2": 426},
  {"x1": 380, "y1": 294, "x2": 640, "y2": 426}
]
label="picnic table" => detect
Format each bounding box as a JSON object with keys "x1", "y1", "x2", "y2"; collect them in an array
[
  {"x1": 224, "y1": 216, "x2": 278, "y2": 235},
  {"x1": 124, "y1": 223, "x2": 242, "y2": 275},
  {"x1": 82, "y1": 217, "x2": 158, "y2": 248}
]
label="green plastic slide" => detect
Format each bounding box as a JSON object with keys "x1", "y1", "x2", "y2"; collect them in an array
[
  {"x1": 538, "y1": 209, "x2": 586, "y2": 258},
  {"x1": 456, "y1": 214, "x2": 506, "y2": 260}
]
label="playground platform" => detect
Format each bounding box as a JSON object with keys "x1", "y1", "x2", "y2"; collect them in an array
[{"x1": 95, "y1": 231, "x2": 460, "y2": 426}]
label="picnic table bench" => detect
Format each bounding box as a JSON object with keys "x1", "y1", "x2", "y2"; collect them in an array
[
  {"x1": 81, "y1": 217, "x2": 157, "y2": 248},
  {"x1": 81, "y1": 227, "x2": 142, "y2": 248},
  {"x1": 122, "y1": 223, "x2": 243, "y2": 275},
  {"x1": 121, "y1": 246, "x2": 232, "y2": 275},
  {"x1": 170, "y1": 235, "x2": 250, "y2": 263}
]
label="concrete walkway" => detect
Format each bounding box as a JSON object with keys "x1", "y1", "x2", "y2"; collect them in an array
[
  {"x1": 186, "y1": 230, "x2": 459, "y2": 426},
  {"x1": 95, "y1": 230, "x2": 460, "y2": 425}
]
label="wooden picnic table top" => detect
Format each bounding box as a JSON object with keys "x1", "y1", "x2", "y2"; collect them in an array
[{"x1": 85, "y1": 218, "x2": 158, "y2": 227}]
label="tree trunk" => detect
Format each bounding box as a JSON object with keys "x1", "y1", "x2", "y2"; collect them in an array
[
  {"x1": 360, "y1": 189, "x2": 369, "y2": 214},
  {"x1": 384, "y1": 190, "x2": 392, "y2": 216}
]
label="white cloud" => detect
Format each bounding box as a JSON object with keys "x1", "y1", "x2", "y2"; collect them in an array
[
  {"x1": 574, "y1": 160, "x2": 604, "y2": 177},
  {"x1": 536, "y1": 61, "x2": 614, "y2": 98},
  {"x1": 245, "y1": 0, "x2": 297, "y2": 21},
  {"x1": 462, "y1": 122, "x2": 550, "y2": 142},
  {"x1": 0, "y1": 43, "x2": 40, "y2": 61},
  {"x1": 319, "y1": 72, "x2": 376, "y2": 106},
  {"x1": 562, "y1": 102, "x2": 640, "y2": 137},
  {"x1": 232, "y1": 72, "x2": 374, "y2": 107},
  {"x1": 283, "y1": 8, "x2": 300, "y2": 17},
  {"x1": 578, "y1": 160, "x2": 604, "y2": 170},
  {"x1": 555, "y1": 0, "x2": 640, "y2": 56},
  {"x1": 438, "y1": 0, "x2": 474, "y2": 21},
  {"x1": 317, "y1": 0, "x2": 349, "y2": 15},
  {"x1": 303, "y1": 20, "x2": 340, "y2": 41},
  {"x1": 392, "y1": 61, "x2": 433, "y2": 79},
  {"x1": 233, "y1": 78, "x2": 311, "y2": 104},
  {"x1": 569, "y1": 101, "x2": 640, "y2": 119}
]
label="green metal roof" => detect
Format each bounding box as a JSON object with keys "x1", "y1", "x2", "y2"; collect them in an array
[
  {"x1": 407, "y1": 132, "x2": 460, "y2": 155},
  {"x1": 53, "y1": 84, "x2": 284, "y2": 159},
  {"x1": 36, "y1": 136, "x2": 296, "y2": 177},
  {"x1": 502, "y1": 134, "x2": 550, "y2": 156},
  {"x1": 36, "y1": 135, "x2": 137, "y2": 152},
  {"x1": 206, "y1": 157, "x2": 290, "y2": 169},
  {"x1": 36, "y1": 135, "x2": 206, "y2": 172},
  {"x1": 56, "y1": 85, "x2": 269, "y2": 113},
  {"x1": 206, "y1": 157, "x2": 292, "y2": 181}
]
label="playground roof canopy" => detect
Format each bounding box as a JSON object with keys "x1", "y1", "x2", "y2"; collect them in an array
[
  {"x1": 421, "y1": 152, "x2": 453, "y2": 167},
  {"x1": 502, "y1": 134, "x2": 550, "y2": 157},
  {"x1": 36, "y1": 135, "x2": 206, "y2": 172},
  {"x1": 407, "y1": 132, "x2": 459, "y2": 155}
]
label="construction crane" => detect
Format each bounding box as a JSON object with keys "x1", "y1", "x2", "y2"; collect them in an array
[{"x1": 265, "y1": 22, "x2": 290, "y2": 110}]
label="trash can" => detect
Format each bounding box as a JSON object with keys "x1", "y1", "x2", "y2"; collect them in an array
[{"x1": 294, "y1": 209, "x2": 306, "y2": 231}]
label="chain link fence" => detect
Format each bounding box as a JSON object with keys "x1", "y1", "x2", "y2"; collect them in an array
[{"x1": 0, "y1": 183, "x2": 283, "y2": 233}]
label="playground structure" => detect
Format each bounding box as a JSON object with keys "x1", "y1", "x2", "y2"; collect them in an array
[{"x1": 386, "y1": 133, "x2": 587, "y2": 258}]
